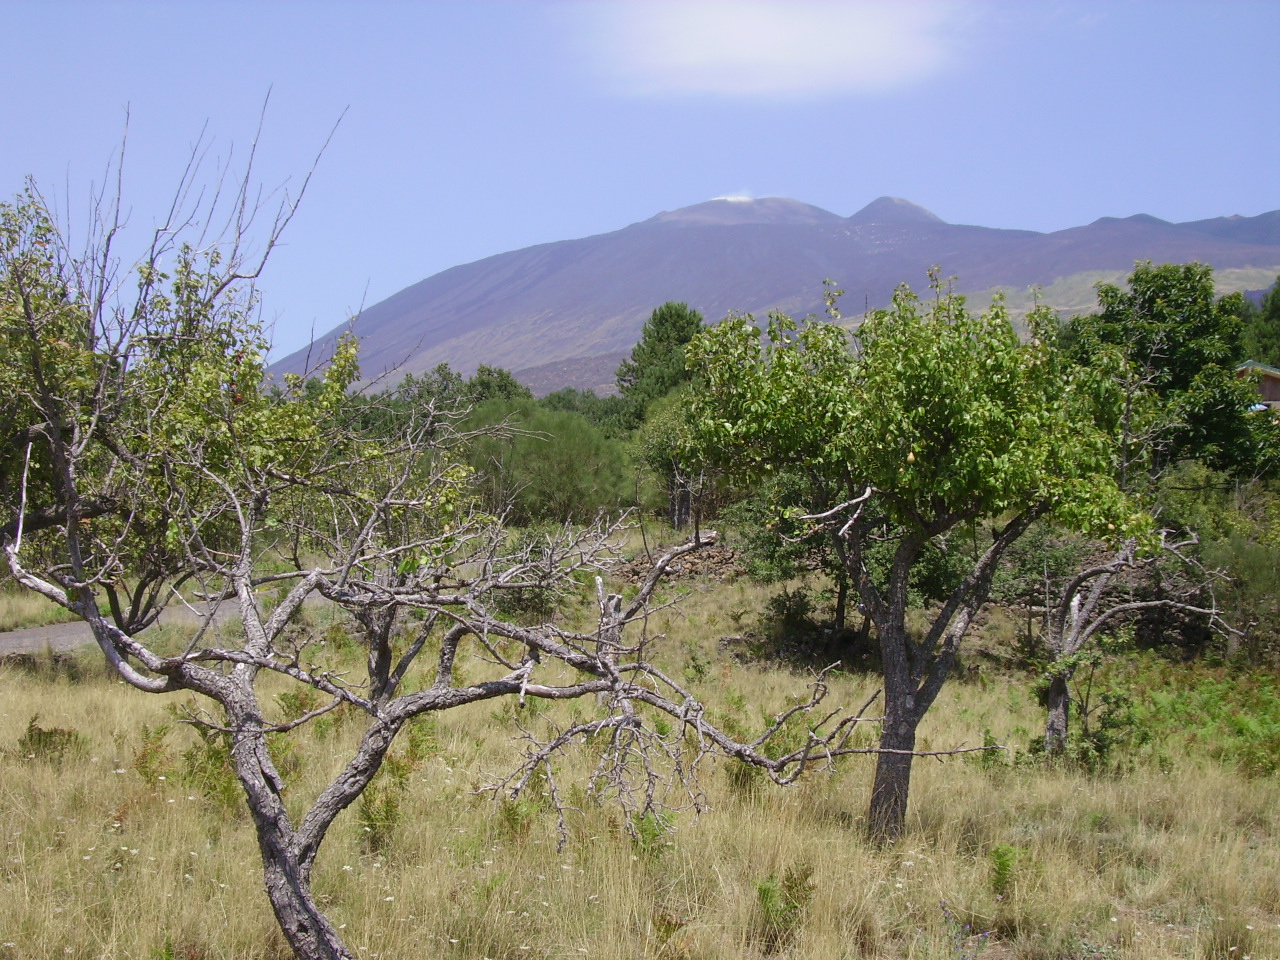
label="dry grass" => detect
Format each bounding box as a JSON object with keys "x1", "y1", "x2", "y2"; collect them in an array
[
  {"x1": 1, "y1": 576, "x2": 1277, "y2": 960},
  {"x1": 0, "y1": 584, "x2": 80, "y2": 632}
]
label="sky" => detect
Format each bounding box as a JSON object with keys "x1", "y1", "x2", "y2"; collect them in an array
[{"x1": 2, "y1": 0, "x2": 1277, "y2": 359}]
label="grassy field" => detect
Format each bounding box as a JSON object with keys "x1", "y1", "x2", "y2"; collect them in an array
[
  {"x1": 0, "y1": 574, "x2": 1277, "y2": 960},
  {"x1": 0, "y1": 583, "x2": 81, "y2": 632}
]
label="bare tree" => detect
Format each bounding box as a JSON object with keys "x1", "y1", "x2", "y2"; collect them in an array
[
  {"x1": 2, "y1": 141, "x2": 894, "y2": 960},
  {"x1": 1040, "y1": 533, "x2": 1231, "y2": 755}
]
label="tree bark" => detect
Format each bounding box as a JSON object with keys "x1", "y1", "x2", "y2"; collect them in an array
[
  {"x1": 1043, "y1": 672, "x2": 1071, "y2": 755},
  {"x1": 670, "y1": 475, "x2": 690, "y2": 529},
  {"x1": 868, "y1": 707, "x2": 919, "y2": 842},
  {"x1": 256, "y1": 830, "x2": 353, "y2": 960},
  {"x1": 225, "y1": 693, "x2": 358, "y2": 960}
]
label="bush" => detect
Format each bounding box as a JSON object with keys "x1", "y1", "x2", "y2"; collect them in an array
[{"x1": 463, "y1": 400, "x2": 630, "y2": 525}]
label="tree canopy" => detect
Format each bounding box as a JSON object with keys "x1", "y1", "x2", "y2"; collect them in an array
[
  {"x1": 1240, "y1": 274, "x2": 1280, "y2": 368},
  {"x1": 684, "y1": 278, "x2": 1139, "y2": 838},
  {"x1": 615, "y1": 301, "x2": 704, "y2": 427},
  {"x1": 1065, "y1": 261, "x2": 1261, "y2": 476}
]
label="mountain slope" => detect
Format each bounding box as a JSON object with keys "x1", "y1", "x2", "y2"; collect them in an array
[{"x1": 270, "y1": 197, "x2": 1280, "y2": 393}]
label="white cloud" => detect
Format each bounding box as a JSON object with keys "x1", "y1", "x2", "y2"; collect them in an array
[{"x1": 569, "y1": 1, "x2": 969, "y2": 99}]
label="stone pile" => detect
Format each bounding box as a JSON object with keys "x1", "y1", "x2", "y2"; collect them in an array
[{"x1": 612, "y1": 544, "x2": 741, "y2": 585}]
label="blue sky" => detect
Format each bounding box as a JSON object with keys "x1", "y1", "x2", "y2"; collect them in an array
[{"x1": 3, "y1": 0, "x2": 1277, "y2": 359}]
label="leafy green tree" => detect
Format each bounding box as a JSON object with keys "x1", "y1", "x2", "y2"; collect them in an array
[
  {"x1": 1067, "y1": 261, "x2": 1260, "y2": 476},
  {"x1": 1031, "y1": 263, "x2": 1271, "y2": 754},
  {"x1": 615, "y1": 301, "x2": 704, "y2": 427},
  {"x1": 686, "y1": 278, "x2": 1138, "y2": 840},
  {"x1": 617, "y1": 303, "x2": 707, "y2": 528},
  {"x1": 723, "y1": 468, "x2": 860, "y2": 634},
  {"x1": 632, "y1": 387, "x2": 728, "y2": 533},
  {"x1": 465, "y1": 364, "x2": 533, "y2": 405},
  {"x1": 539, "y1": 386, "x2": 628, "y2": 435},
  {"x1": 1239, "y1": 276, "x2": 1280, "y2": 368}
]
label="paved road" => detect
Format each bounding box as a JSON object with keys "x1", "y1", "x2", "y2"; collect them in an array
[
  {"x1": 0, "y1": 603, "x2": 238, "y2": 658},
  {"x1": 0, "y1": 618, "x2": 99, "y2": 656}
]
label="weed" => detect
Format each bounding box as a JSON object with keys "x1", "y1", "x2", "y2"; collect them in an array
[
  {"x1": 274, "y1": 687, "x2": 324, "y2": 723},
  {"x1": 629, "y1": 809, "x2": 673, "y2": 859},
  {"x1": 753, "y1": 862, "x2": 814, "y2": 952},
  {"x1": 724, "y1": 754, "x2": 765, "y2": 799},
  {"x1": 14, "y1": 714, "x2": 87, "y2": 763},
  {"x1": 356, "y1": 781, "x2": 403, "y2": 854},
  {"x1": 966, "y1": 729, "x2": 1009, "y2": 771},
  {"x1": 355, "y1": 735, "x2": 434, "y2": 853},
  {"x1": 939, "y1": 901, "x2": 992, "y2": 959},
  {"x1": 988, "y1": 843, "x2": 1026, "y2": 897},
  {"x1": 403, "y1": 715, "x2": 440, "y2": 763},
  {"x1": 684, "y1": 648, "x2": 711, "y2": 684},
  {"x1": 178, "y1": 724, "x2": 242, "y2": 814},
  {"x1": 133, "y1": 723, "x2": 174, "y2": 786}
]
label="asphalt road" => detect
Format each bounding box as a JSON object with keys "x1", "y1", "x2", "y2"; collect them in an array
[
  {"x1": 0, "y1": 602, "x2": 239, "y2": 657},
  {"x1": 0, "y1": 618, "x2": 98, "y2": 656}
]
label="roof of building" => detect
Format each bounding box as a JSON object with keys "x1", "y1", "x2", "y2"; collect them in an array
[{"x1": 1236, "y1": 361, "x2": 1280, "y2": 378}]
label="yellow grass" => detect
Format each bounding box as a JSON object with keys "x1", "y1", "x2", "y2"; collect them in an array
[
  {"x1": 1, "y1": 578, "x2": 1277, "y2": 960},
  {"x1": 0, "y1": 584, "x2": 80, "y2": 632}
]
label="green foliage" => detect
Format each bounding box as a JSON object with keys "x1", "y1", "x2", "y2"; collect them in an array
[
  {"x1": 343, "y1": 362, "x2": 466, "y2": 435},
  {"x1": 1033, "y1": 647, "x2": 1147, "y2": 774},
  {"x1": 465, "y1": 364, "x2": 533, "y2": 405},
  {"x1": 132, "y1": 723, "x2": 175, "y2": 787},
  {"x1": 356, "y1": 781, "x2": 404, "y2": 855},
  {"x1": 356, "y1": 726, "x2": 436, "y2": 853},
  {"x1": 1137, "y1": 670, "x2": 1280, "y2": 777},
  {"x1": 615, "y1": 301, "x2": 704, "y2": 426},
  {"x1": 988, "y1": 843, "x2": 1027, "y2": 897},
  {"x1": 1156, "y1": 462, "x2": 1280, "y2": 660},
  {"x1": 1024, "y1": 653, "x2": 1280, "y2": 775},
  {"x1": 722, "y1": 471, "x2": 817, "y2": 582},
  {"x1": 630, "y1": 387, "x2": 717, "y2": 527},
  {"x1": 1, "y1": 182, "x2": 368, "y2": 633},
  {"x1": 967, "y1": 729, "x2": 1010, "y2": 772},
  {"x1": 1203, "y1": 533, "x2": 1280, "y2": 662},
  {"x1": 178, "y1": 725, "x2": 242, "y2": 815},
  {"x1": 462, "y1": 399, "x2": 629, "y2": 524},
  {"x1": 274, "y1": 687, "x2": 325, "y2": 724},
  {"x1": 1067, "y1": 261, "x2": 1261, "y2": 475},
  {"x1": 538, "y1": 386, "x2": 628, "y2": 435},
  {"x1": 686, "y1": 276, "x2": 1146, "y2": 839},
  {"x1": 686, "y1": 280, "x2": 1138, "y2": 543},
  {"x1": 629, "y1": 809, "x2": 674, "y2": 859},
  {"x1": 1239, "y1": 275, "x2": 1280, "y2": 367}
]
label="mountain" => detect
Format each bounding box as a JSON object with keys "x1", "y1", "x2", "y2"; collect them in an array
[{"x1": 270, "y1": 197, "x2": 1280, "y2": 395}]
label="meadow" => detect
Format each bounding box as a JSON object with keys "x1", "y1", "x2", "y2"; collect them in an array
[{"x1": 1, "y1": 564, "x2": 1277, "y2": 960}]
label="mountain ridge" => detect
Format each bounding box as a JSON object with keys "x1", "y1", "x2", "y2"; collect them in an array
[{"x1": 270, "y1": 197, "x2": 1280, "y2": 395}]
